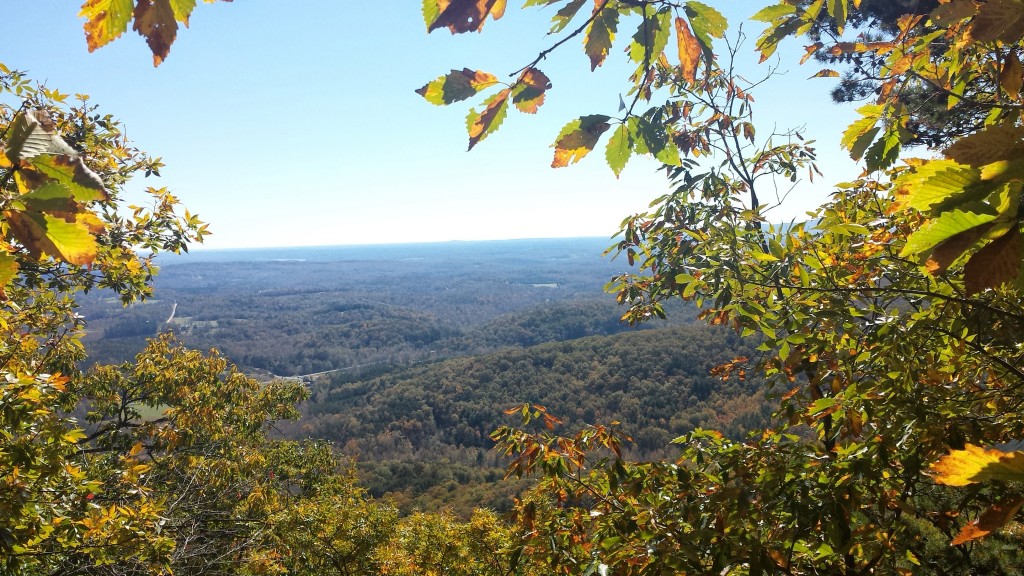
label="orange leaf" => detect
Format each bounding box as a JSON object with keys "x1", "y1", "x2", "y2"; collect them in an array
[
  {"x1": 951, "y1": 497, "x2": 1024, "y2": 545},
  {"x1": 931, "y1": 444, "x2": 1024, "y2": 486},
  {"x1": 675, "y1": 17, "x2": 701, "y2": 85}
]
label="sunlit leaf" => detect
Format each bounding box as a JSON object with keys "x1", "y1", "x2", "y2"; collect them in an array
[
  {"x1": 605, "y1": 123, "x2": 632, "y2": 177},
  {"x1": 427, "y1": 0, "x2": 507, "y2": 34},
  {"x1": 969, "y1": 0, "x2": 1024, "y2": 43},
  {"x1": 552, "y1": 115, "x2": 610, "y2": 168},
  {"x1": 584, "y1": 5, "x2": 618, "y2": 71},
  {"x1": 952, "y1": 497, "x2": 1024, "y2": 545},
  {"x1": 5, "y1": 110, "x2": 77, "y2": 163},
  {"x1": 1000, "y1": 52, "x2": 1024, "y2": 100},
  {"x1": 944, "y1": 124, "x2": 1024, "y2": 167},
  {"x1": 465, "y1": 88, "x2": 510, "y2": 150},
  {"x1": 80, "y1": 0, "x2": 134, "y2": 52},
  {"x1": 512, "y1": 68, "x2": 551, "y2": 114},
  {"x1": 133, "y1": 0, "x2": 180, "y2": 66},
  {"x1": 4, "y1": 210, "x2": 99, "y2": 266},
  {"x1": 29, "y1": 155, "x2": 109, "y2": 203},
  {"x1": 931, "y1": 444, "x2": 1024, "y2": 486},
  {"x1": 675, "y1": 17, "x2": 701, "y2": 85},
  {"x1": 416, "y1": 69, "x2": 500, "y2": 106}
]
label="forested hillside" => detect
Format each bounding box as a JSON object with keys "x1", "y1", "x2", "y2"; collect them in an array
[{"x1": 284, "y1": 323, "x2": 768, "y2": 514}]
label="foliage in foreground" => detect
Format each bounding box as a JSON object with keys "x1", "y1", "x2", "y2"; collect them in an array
[{"x1": 420, "y1": 0, "x2": 1024, "y2": 574}]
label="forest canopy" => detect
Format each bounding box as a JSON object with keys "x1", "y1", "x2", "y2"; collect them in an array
[{"x1": 0, "y1": 1, "x2": 1023, "y2": 575}]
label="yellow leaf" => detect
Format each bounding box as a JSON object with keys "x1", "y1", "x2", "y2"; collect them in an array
[
  {"x1": 675, "y1": 17, "x2": 701, "y2": 85},
  {"x1": 931, "y1": 444, "x2": 1024, "y2": 486},
  {"x1": 1001, "y1": 52, "x2": 1024, "y2": 100}
]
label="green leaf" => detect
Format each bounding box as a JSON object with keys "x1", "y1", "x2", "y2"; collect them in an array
[
  {"x1": 466, "y1": 89, "x2": 511, "y2": 150},
  {"x1": 605, "y1": 124, "x2": 632, "y2": 177},
  {"x1": 900, "y1": 204, "x2": 998, "y2": 258},
  {"x1": 169, "y1": 0, "x2": 198, "y2": 23},
  {"x1": 628, "y1": 8, "x2": 672, "y2": 64},
  {"x1": 550, "y1": 0, "x2": 586, "y2": 34},
  {"x1": 80, "y1": 0, "x2": 134, "y2": 51},
  {"x1": 5, "y1": 110, "x2": 76, "y2": 163},
  {"x1": 28, "y1": 155, "x2": 109, "y2": 203},
  {"x1": 416, "y1": 69, "x2": 500, "y2": 106},
  {"x1": 552, "y1": 115, "x2": 611, "y2": 168},
  {"x1": 751, "y1": 3, "x2": 797, "y2": 22},
  {"x1": 512, "y1": 69, "x2": 551, "y2": 114},
  {"x1": 585, "y1": 6, "x2": 618, "y2": 70},
  {"x1": 0, "y1": 253, "x2": 19, "y2": 289},
  {"x1": 684, "y1": 1, "x2": 728, "y2": 53},
  {"x1": 5, "y1": 210, "x2": 98, "y2": 266}
]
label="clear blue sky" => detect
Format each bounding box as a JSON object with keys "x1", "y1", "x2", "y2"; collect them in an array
[{"x1": 5, "y1": 1, "x2": 859, "y2": 249}]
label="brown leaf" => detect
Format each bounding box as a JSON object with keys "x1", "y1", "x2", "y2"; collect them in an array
[
  {"x1": 512, "y1": 69, "x2": 551, "y2": 114},
  {"x1": 428, "y1": 0, "x2": 506, "y2": 34},
  {"x1": 951, "y1": 497, "x2": 1024, "y2": 545},
  {"x1": 944, "y1": 124, "x2": 1024, "y2": 166},
  {"x1": 925, "y1": 222, "x2": 994, "y2": 274},
  {"x1": 675, "y1": 17, "x2": 701, "y2": 85},
  {"x1": 969, "y1": 0, "x2": 1024, "y2": 43},
  {"x1": 133, "y1": 0, "x2": 179, "y2": 66},
  {"x1": 1001, "y1": 52, "x2": 1024, "y2": 101},
  {"x1": 964, "y1": 227, "x2": 1023, "y2": 295}
]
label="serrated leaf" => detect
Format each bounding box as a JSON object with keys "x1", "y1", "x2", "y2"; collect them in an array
[
  {"x1": 952, "y1": 497, "x2": 1024, "y2": 546},
  {"x1": 944, "y1": 124, "x2": 1024, "y2": 167},
  {"x1": 28, "y1": 156, "x2": 109, "y2": 203},
  {"x1": 929, "y1": 0, "x2": 978, "y2": 27},
  {"x1": 416, "y1": 69, "x2": 500, "y2": 106},
  {"x1": 901, "y1": 204, "x2": 999, "y2": 257},
  {"x1": 840, "y1": 104, "x2": 881, "y2": 148},
  {"x1": 629, "y1": 9, "x2": 672, "y2": 64},
  {"x1": 550, "y1": 0, "x2": 586, "y2": 34},
  {"x1": 809, "y1": 69, "x2": 840, "y2": 78},
  {"x1": 133, "y1": 0, "x2": 180, "y2": 66},
  {"x1": 969, "y1": 0, "x2": 1024, "y2": 43},
  {"x1": 684, "y1": 1, "x2": 727, "y2": 50},
  {"x1": 894, "y1": 160, "x2": 983, "y2": 213},
  {"x1": 5, "y1": 110, "x2": 77, "y2": 163},
  {"x1": 466, "y1": 89, "x2": 510, "y2": 150},
  {"x1": 605, "y1": 124, "x2": 632, "y2": 177},
  {"x1": 925, "y1": 222, "x2": 993, "y2": 274},
  {"x1": 827, "y1": 0, "x2": 847, "y2": 33},
  {"x1": 427, "y1": 0, "x2": 508, "y2": 34},
  {"x1": 169, "y1": 0, "x2": 198, "y2": 24},
  {"x1": 0, "y1": 253, "x2": 19, "y2": 293},
  {"x1": 751, "y1": 3, "x2": 796, "y2": 23},
  {"x1": 964, "y1": 226, "x2": 1023, "y2": 294},
  {"x1": 80, "y1": 0, "x2": 134, "y2": 52},
  {"x1": 552, "y1": 115, "x2": 610, "y2": 168},
  {"x1": 5, "y1": 210, "x2": 99, "y2": 266},
  {"x1": 865, "y1": 126, "x2": 901, "y2": 171},
  {"x1": 512, "y1": 68, "x2": 551, "y2": 114},
  {"x1": 585, "y1": 5, "x2": 618, "y2": 71},
  {"x1": 932, "y1": 445, "x2": 1024, "y2": 486},
  {"x1": 675, "y1": 17, "x2": 701, "y2": 85}
]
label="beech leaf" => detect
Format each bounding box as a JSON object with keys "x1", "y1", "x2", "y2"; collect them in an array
[
  {"x1": 605, "y1": 124, "x2": 632, "y2": 178},
  {"x1": 416, "y1": 69, "x2": 500, "y2": 106},
  {"x1": 426, "y1": 0, "x2": 507, "y2": 34},
  {"x1": 931, "y1": 444, "x2": 1024, "y2": 486},
  {"x1": 133, "y1": 0, "x2": 180, "y2": 66},
  {"x1": 512, "y1": 69, "x2": 551, "y2": 114},
  {"x1": 964, "y1": 226, "x2": 1023, "y2": 294},
  {"x1": 944, "y1": 124, "x2": 1024, "y2": 167},
  {"x1": 900, "y1": 204, "x2": 998, "y2": 258},
  {"x1": 29, "y1": 156, "x2": 109, "y2": 203},
  {"x1": 584, "y1": 5, "x2": 618, "y2": 71},
  {"x1": 5, "y1": 110, "x2": 77, "y2": 163},
  {"x1": 466, "y1": 88, "x2": 510, "y2": 150},
  {"x1": 675, "y1": 17, "x2": 701, "y2": 85},
  {"x1": 552, "y1": 115, "x2": 610, "y2": 168},
  {"x1": 80, "y1": 0, "x2": 134, "y2": 52},
  {"x1": 951, "y1": 497, "x2": 1024, "y2": 546},
  {"x1": 4, "y1": 210, "x2": 99, "y2": 266}
]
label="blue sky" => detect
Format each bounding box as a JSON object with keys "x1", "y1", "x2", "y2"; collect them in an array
[{"x1": 5, "y1": 1, "x2": 860, "y2": 249}]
